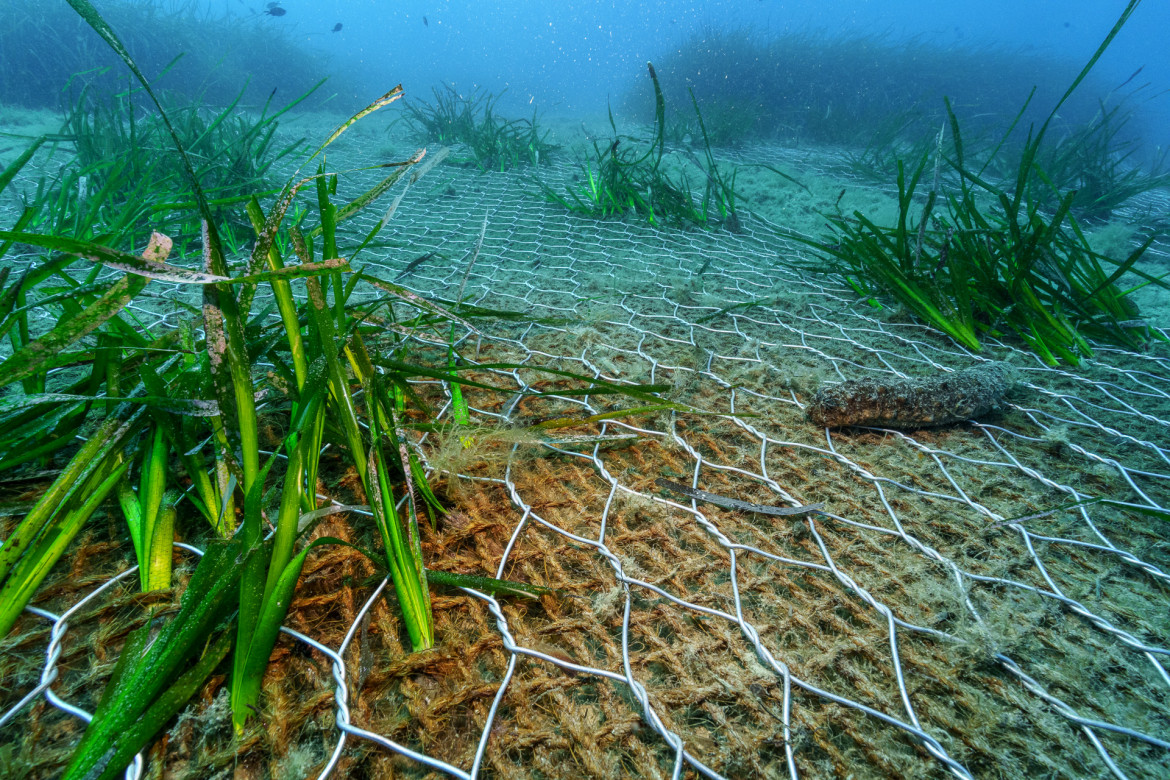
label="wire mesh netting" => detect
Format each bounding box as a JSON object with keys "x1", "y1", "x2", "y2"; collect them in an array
[{"x1": 2, "y1": 138, "x2": 1169, "y2": 779}]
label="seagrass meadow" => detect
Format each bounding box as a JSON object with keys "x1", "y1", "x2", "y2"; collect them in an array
[{"x1": 2, "y1": 1, "x2": 1170, "y2": 779}]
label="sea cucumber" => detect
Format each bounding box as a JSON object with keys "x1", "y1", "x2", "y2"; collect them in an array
[{"x1": 806, "y1": 362, "x2": 1016, "y2": 429}]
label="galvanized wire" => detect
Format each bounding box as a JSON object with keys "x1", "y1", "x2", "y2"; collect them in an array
[{"x1": 3, "y1": 139, "x2": 1170, "y2": 778}]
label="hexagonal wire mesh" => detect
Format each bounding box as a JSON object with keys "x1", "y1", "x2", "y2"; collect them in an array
[{"x1": 2, "y1": 140, "x2": 1169, "y2": 779}]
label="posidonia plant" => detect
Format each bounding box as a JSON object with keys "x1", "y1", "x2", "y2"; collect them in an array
[
  {"x1": 799, "y1": 0, "x2": 1167, "y2": 367},
  {"x1": 1, "y1": 4, "x2": 688, "y2": 776},
  {"x1": 542, "y1": 62, "x2": 710, "y2": 227},
  {"x1": 404, "y1": 83, "x2": 559, "y2": 171},
  {"x1": 58, "y1": 74, "x2": 319, "y2": 249},
  {"x1": 0, "y1": 1, "x2": 495, "y2": 774},
  {"x1": 543, "y1": 62, "x2": 747, "y2": 230}
]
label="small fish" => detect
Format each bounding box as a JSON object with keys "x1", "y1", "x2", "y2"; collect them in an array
[
  {"x1": 655, "y1": 478, "x2": 826, "y2": 517},
  {"x1": 332, "y1": 22, "x2": 342, "y2": 32},
  {"x1": 395, "y1": 252, "x2": 436, "y2": 282},
  {"x1": 264, "y1": 2, "x2": 286, "y2": 17},
  {"x1": 423, "y1": 15, "x2": 428, "y2": 26}
]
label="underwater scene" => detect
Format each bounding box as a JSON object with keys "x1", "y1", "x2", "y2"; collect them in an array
[{"x1": 1, "y1": 1, "x2": 1169, "y2": 778}]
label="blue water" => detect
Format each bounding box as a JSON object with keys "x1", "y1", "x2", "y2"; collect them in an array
[{"x1": 215, "y1": 0, "x2": 1169, "y2": 143}]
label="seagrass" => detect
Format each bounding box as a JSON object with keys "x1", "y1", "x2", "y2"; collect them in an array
[
  {"x1": 4, "y1": 332, "x2": 1169, "y2": 778},
  {"x1": 3, "y1": 41, "x2": 1169, "y2": 771}
]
